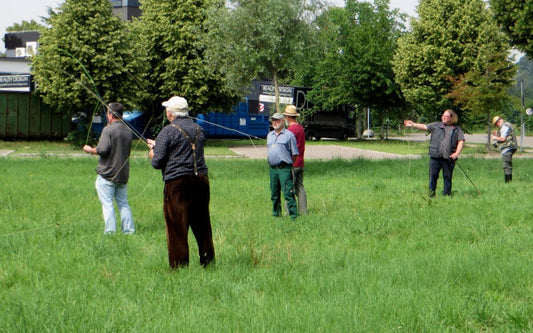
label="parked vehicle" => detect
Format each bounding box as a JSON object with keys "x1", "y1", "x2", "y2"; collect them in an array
[
  {"x1": 197, "y1": 99, "x2": 270, "y2": 138},
  {"x1": 303, "y1": 107, "x2": 356, "y2": 140},
  {"x1": 197, "y1": 81, "x2": 311, "y2": 139}
]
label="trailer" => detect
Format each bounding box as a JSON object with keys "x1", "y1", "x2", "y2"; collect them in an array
[
  {"x1": 197, "y1": 99, "x2": 270, "y2": 138},
  {"x1": 198, "y1": 81, "x2": 312, "y2": 138},
  {"x1": 302, "y1": 106, "x2": 356, "y2": 141}
]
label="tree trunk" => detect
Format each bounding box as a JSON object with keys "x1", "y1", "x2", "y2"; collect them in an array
[
  {"x1": 486, "y1": 111, "x2": 491, "y2": 151},
  {"x1": 356, "y1": 108, "x2": 363, "y2": 139},
  {"x1": 272, "y1": 69, "x2": 280, "y2": 114}
]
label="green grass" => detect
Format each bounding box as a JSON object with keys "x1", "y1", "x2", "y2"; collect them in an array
[
  {"x1": 0, "y1": 138, "x2": 496, "y2": 158},
  {"x1": 1, "y1": 145, "x2": 532, "y2": 331},
  {"x1": 0, "y1": 139, "x2": 241, "y2": 157}
]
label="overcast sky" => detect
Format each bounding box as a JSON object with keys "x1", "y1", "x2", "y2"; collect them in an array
[{"x1": 1, "y1": 0, "x2": 418, "y2": 53}]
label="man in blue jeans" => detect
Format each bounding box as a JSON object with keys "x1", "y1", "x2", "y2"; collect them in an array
[{"x1": 83, "y1": 102, "x2": 135, "y2": 234}]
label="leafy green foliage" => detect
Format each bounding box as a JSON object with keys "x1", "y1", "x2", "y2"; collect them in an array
[
  {"x1": 6, "y1": 20, "x2": 45, "y2": 32},
  {"x1": 305, "y1": 0, "x2": 405, "y2": 117},
  {"x1": 31, "y1": 0, "x2": 146, "y2": 114},
  {"x1": 130, "y1": 0, "x2": 239, "y2": 116},
  {"x1": 490, "y1": 0, "x2": 533, "y2": 57},
  {"x1": 206, "y1": 0, "x2": 317, "y2": 112},
  {"x1": 393, "y1": 0, "x2": 513, "y2": 123},
  {"x1": 445, "y1": 6, "x2": 515, "y2": 141}
]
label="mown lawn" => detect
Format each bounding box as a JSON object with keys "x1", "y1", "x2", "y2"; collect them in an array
[{"x1": 0, "y1": 141, "x2": 532, "y2": 331}]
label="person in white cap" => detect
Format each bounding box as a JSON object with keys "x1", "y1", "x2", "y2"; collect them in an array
[
  {"x1": 147, "y1": 96, "x2": 215, "y2": 269},
  {"x1": 491, "y1": 116, "x2": 517, "y2": 183},
  {"x1": 283, "y1": 104, "x2": 307, "y2": 215}
]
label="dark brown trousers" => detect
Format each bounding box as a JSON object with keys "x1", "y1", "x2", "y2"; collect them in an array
[{"x1": 163, "y1": 174, "x2": 215, "y2": 269}]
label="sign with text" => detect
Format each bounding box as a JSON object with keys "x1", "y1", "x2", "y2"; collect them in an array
[
  {"x1": 0, "y1": 74, "x2": 32, "y2": 92},
  {"x1": 259, "y1": 84, "x2": 294, "y2": 104}
]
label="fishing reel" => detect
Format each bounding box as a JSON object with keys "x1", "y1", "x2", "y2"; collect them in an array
[{"x1": 492, "y1": 141, "x2": 500, "y2": 148}]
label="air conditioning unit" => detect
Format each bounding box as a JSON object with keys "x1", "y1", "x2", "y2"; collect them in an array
[
  {"x1": 15, "y1": 47, "x2": 26, "y2": 57},
  {"x1": 26, "y1": 42, "x2": 38, "y2": 57}
]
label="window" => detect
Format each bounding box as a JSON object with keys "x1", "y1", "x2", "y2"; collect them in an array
[{"x1": 110, "y1": 0, "x2": 139, "y2": 7}]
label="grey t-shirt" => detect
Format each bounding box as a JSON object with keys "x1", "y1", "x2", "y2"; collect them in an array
[{"x1": 96, "y1": 121, "x2": 133, "y2": 184}]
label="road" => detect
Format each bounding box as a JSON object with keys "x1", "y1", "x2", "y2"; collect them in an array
[
  {"x1": 229, "y1": 133, "x2": 533, "y2": 160},
  {"x1": 400, "y1": 133, "x2": 533, "y2": 147}
]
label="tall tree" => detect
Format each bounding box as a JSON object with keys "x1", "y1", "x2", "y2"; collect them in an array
[
  {"x1": 304, "y1": 0, "x2": 405, "y2": 136},
  {"x1": 490, "y1": 0, "x2": 533, "y2": 58},
  {"x1": 130, "y1": 0, "x2": 239, "y2": 117},
  {"x1": 206, "y1": 0, "x2": 317, "y2": 113},
  {"x1": 509, "y1": 56, "x2": 533, "y2": 110},
  {"x1": 393, "y1": 0, "x2": 512, "y2": 125},
  {"x1": 32, "y1": 0, "x2": 144, "y2": 114},
  {"x1": 445, "y1": 13, "x2": 516, "y2": 149},
  {"x1": 6, "y1": 20, "x2": 45, "y2": 32}
]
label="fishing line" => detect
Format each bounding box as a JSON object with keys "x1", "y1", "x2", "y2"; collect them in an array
[
  {"x1": 59, "y1": 68, "x2": 148, "y2": 144},
  {"x1": 439, "y1": 130, "x2": 482, "y2": 195},
  {"x1": 0, "y1": 166, "x2": 159, "y2": 238},
  {"x1": 189, "y1": 115, "x2": 264, "y2": 156},
  {"x1": 455, "y1": 161, "x2": 481, "y2": 195},
  {"x1": 57, "y1": 49, "x2": 150, "y2": 146},
  {"x1": 0, "y1": 52, "x2": 159, "y2": 238}
]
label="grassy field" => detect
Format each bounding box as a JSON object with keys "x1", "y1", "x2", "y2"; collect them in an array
[
  {"x1": 1, "y1": 140, "x2": 532, "y2": 331},
  {"x1": 0, "y1": 137, "x2": 495, "y2": 157}
]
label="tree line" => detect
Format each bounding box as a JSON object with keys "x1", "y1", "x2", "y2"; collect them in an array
[{"x1": 7, "y1": 0, "x2": 533, "y2": 139}]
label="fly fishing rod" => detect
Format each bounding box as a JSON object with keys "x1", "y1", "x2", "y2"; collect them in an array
[
  {"x1": 59, "y1": 68, "x2": 149, "y2": 145},
  {"x1": 455, "y1": 160, "x2": 481, "y2": 195}
]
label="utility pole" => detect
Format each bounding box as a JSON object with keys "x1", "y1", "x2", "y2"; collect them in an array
[{"x1": 521, "y1": 82, "x2": 525, "y2": 153}]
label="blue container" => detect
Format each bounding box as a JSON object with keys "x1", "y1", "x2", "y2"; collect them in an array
[
  {"x1": 198, "y1": 99, "x2": 269, "y2": 138},
  {"x1": 89, "y1": 110, "x2": 150, "y2": 138}
]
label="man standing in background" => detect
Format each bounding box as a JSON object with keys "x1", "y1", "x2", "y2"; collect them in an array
[
  {"x1": 404, "y1": 109, "x2": 465, "y2": 196},
  {"x1": 267, "y1": 113, "x2": 299, "y2": 219},
  {"x1": 491, "y1": 116, "x2": 518, "y2": 183},
  {"x1": 284, "y1": 104, "x2": 307, "y2": 215}
]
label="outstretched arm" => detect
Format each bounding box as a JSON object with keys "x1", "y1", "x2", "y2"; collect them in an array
[{"x1": 404, "y1": 120, "x2": 428, "y2": 131}]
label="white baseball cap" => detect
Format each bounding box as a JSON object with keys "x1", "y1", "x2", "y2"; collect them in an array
[{"x1": 162, "y1": 96, "x2": 189, "y2": 112}]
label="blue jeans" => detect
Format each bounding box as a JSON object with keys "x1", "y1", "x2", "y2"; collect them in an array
[{"x1": 95, "y1": 175, "x2": 135, "y2": 234}]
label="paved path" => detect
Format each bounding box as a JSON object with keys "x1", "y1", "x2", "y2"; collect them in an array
[
  {"x1": 230, "y1": 133, "x2": 533, "y2": 160},
  {"x1": 401, "y1": 133, "x2": 533, "y2": 147},
  {"x1": 230, "y1": 145, "x2": 420, "y2": 160},
  {"x1": 3, "y1": 133, "x2": 531, "y2": 160}
]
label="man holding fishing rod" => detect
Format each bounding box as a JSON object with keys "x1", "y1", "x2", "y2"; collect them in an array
[
  {"x1": 404, "y1": 109, "x2": 465, "y2": 196},
  {"x1": 147, "y1": 96, "x2": 215, "y2": 269},
  {"x1": 491, "y1": 116, "x2": 517, "y2": 183},
  {"x1": 83, "y1": 102, "x2": 136, "y2": 234}
]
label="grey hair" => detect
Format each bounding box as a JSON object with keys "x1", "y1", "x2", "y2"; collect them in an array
[{"x1": 169, "y1": 110, "x2": 189, "y2": 118}]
